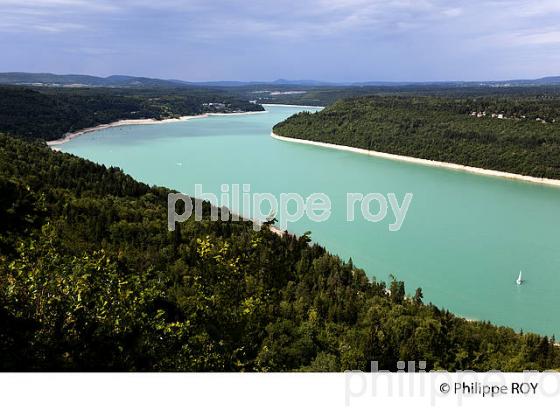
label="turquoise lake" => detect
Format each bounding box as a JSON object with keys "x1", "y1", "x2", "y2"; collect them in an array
[{"x1": 59, "y1": 104, "x2": 560, "y2": 336}]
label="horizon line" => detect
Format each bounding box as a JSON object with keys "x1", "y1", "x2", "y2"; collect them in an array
[{"x1": 1, "y1": 71, "x2": 560, "y2": 85}]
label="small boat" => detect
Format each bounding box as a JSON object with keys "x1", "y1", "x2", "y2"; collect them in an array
[{"x1": 516, "y1": 270, "x2": 523, "y2": 285}]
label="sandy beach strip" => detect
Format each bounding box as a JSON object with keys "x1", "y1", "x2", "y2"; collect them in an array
[
  {"x1": 271, "y1": 132, "x2": 560, "y2": 188},
  {"x1": 262, "y1": 103, "x2": 325, "y2": 109},
  {"x1": 46, "y1": 110, "x2": 267, "y2": 146}
]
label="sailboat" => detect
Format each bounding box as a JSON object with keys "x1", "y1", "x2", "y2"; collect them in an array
[{"x1": 516, "y1": 270, "x2": 523, "y2": 285}]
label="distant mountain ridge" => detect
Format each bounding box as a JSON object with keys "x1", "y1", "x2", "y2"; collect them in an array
[
  {"x1": 0, "y1": 72, "x2": 190, "y2": 88},
  {"x1": 1, "y1": 72, "x2": 560, "y2": 88},
  {"x1": 504, "y1": 76, "x2": 560, "y2": 85}
]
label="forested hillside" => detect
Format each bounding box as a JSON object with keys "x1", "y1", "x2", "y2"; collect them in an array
[
  {"x1": 0, "y1": 86, "x2": 263, "y2": 141},
  {"x1": 238, "y1": 84, "x2": 560, "y2": 107},
  {"x1": 0, "y1": 134, "x2": 558, "y2": 371},
  {"x1": 273, "y1": 96, "x2": 560, "y2": 179}
]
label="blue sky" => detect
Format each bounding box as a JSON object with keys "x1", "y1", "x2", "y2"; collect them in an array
[{"x1": 1, "y1": 0, "x2": 560, "y2": 82}]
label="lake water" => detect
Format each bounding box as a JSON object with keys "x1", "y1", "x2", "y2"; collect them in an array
[{"x1": 59, "y1": 104, "x2": 560, "y2": 336}]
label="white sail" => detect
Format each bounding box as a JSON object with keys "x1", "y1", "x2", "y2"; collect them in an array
[{"x1": 516, "y1": 270, "x2": 523, "y2": 285}]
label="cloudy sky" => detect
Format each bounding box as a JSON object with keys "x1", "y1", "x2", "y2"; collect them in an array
[{"x1": 1, "y1": 0, "x2": 560, "y2": 81}]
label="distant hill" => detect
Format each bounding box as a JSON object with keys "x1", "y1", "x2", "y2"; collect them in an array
[
  {"x1": 0, "y1": 72, "x2": 192, "y2": 88},
  {"x1": 0, "y1": 86, "x2": 264, "y2": 140},
  {"x1": 500, "y1": 76, "x2": 560, "y2": 86},
  {"x1": 192, "y1": 76, "x2": 560, "y2": 87},
  {"x1": 2, "y1": 72, "x2": 560, "y2": 88},
  {"x1": 163, "y1": 79, "x2": 338, "y2": 87},
  {"x1": 0, "y1": 73, "x2": 329, "y2": 88}
]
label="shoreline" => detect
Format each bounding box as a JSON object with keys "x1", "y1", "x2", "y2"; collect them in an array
[
  {"x1": 262, "y1": 103, "x2": 325, "y2": 109},
  {"x1": 271, "y1": 132, "x2": 560, "y2": 188},
  {"x1": 46, "y1": 110, "x2": 267, "y2": 146}
]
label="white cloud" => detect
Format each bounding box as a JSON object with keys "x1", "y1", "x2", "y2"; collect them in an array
[
  {"x1": 0, "y1": 0, "x2": 468, "y2": 36},
  {"x1": 516, "y1": 0, "x2": 560, "y2": 17},
  {"x1": 442, "y1": 8, "x2": 462, "y2": 17},
  {"x1": 190, "y1": 0, "x2": 465, "y2": 40},
  {"x1": 34, "y1": 22, "x2": 88, "y2": 33},
  {"x1": 0, "y1": 0, "x2": 558, "y2": 52},
  {"x1": 0, "y1": 0, "x2": 118, "y2": 33},
  {"x1": 0, "y1": 0, "x2": 117, "y2": 11},
  {"x1": 485, "y1": 28, "x2": 560, "y2": 46}
]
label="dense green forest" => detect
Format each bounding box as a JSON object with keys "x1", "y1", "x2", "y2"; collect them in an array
[
  {"x1": 0, "y1": 133, "x2": 558, "y2": 371},
  {"x1": 0, "y1": 85, "x2": 558, "y2": 371},
  {"x1": 237, "y1": 84, "x2": 560, "y2": 107},
  {"x1": 0, "y1": 86, "x2": 263, "y2": 141},
  {"x1": 273, "y1": 95, "x2": 560, "y2": 179}
]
